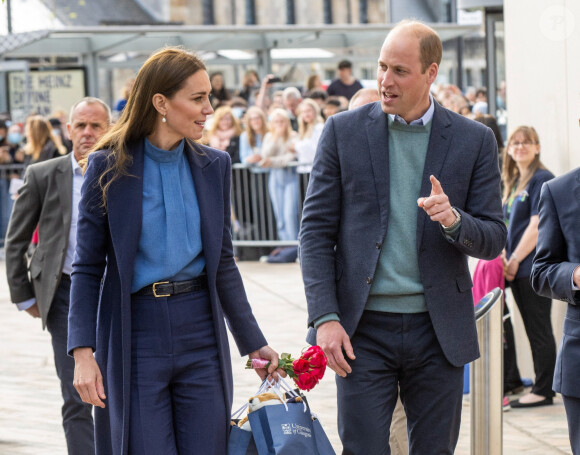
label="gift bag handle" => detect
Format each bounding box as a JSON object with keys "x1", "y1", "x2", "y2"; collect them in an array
[
  {"x1": 266, "y1": 378, "x2": 308, "y2": 412},
  {"x1": 231, "y1": 379, "x2": 272, "y2": 419}
]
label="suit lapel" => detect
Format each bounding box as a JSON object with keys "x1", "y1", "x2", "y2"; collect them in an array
[
  {"x1": 185, "y1": 141, "x2": 222, "y2": 279},
  {"x1": 107, "y1": 142, "x2": 144, "y2": 287},
  {"x1": 365, "y1": 103, "x2": 390, "y2": 228},
  {"x1": 56, "y1": 155, "x2": 73, "y2": 236},
  {"x1": 416, "y1": 102, "x2": 452, "y2": 249}
]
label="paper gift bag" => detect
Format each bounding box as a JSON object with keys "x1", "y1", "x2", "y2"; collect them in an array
[
  {"x1": 249, "y1": 402, "x2": 318, "y2": 455},
  {"x1": 229, "y1": 380, "x2": 271, "y2": 455},
  {"x1": 312, "y1": 416, "x2": 335, "y2": 455},
  {"x1": 228, "y1": 423, "x2": 259, "y2": 455}
]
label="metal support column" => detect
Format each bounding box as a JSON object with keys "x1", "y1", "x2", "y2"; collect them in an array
[
  {"x1": 6, "y1": 0, "x2": 13, "y2": 34},
  {"x1": 485, "y1": 10, "x2": 503, "y2": 118},
  {"x1": 256, "y1": 49, "x2": 272, "y2": 80},
  {"x1": 471, "y1": 288, "x2": 503, "y2": 455},
  {"x1": 450, "y1": 0, "x2": 463, "y2": 90},
  {"x1": 84, "y1": 52, "x2": 100, "y2": 98}
]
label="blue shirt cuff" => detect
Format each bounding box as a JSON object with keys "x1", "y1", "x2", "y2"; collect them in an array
[
  {"x1": 313, "y1": 313, "x2": 340, "y2": 329},
  {"x1": 16, "y1": 298, "x2": 36, "y2": 311}
]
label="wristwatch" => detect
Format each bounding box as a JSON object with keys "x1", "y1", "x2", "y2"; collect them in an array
[{"x1": 443, "y1": 207, "x2": 461, "y2": 230}]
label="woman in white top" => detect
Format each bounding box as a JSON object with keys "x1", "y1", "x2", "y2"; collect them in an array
[
  {"x1": 293, "y1": 98, "x2": 324, "y2": 173},
  {"x1": 259, "y1": 108, "x2": 299, "y2": 241}
]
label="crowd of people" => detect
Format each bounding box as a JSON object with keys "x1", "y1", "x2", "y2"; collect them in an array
[{"x1": 1, "y1": 18, "x2": 578, "y2": 455}]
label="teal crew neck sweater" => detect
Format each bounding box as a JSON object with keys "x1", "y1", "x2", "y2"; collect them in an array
[
  {"x1": 131, "y1": 138, "x2": 205, "y2": 293},
  {"x1": 366, "y1": 116, "x2": 432, "y2": 313}
]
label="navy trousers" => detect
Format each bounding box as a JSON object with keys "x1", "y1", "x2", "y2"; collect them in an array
[
  {"x1": 503, "y1": 303, "x2": 523, "y2": 393},
  {"x1": 562, "y1": 394, "x2": 580, "y2": 455},
  {"x1": 336, "y1": 311, "x2": 464, "y2": 455},
  {"x1": 510, "y1": 276, "x2": 557, "y2": 398},
  {"x1": 128, "y1": 289, "x2": 227, "y2": 454},
  {"x1": 46, "y1": 277, "x2": 95, "y2": 454}
]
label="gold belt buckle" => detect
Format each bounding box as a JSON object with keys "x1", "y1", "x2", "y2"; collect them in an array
[{"x1": 152, "y1": 281, "x2": 170, "y2": 298}]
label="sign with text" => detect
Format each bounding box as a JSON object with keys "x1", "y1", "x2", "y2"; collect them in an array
[{"x1": 7, "y1": 68, "x2": 86, "y2": 123}]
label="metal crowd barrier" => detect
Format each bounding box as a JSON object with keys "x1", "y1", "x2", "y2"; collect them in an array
[
  {"x1": 230, "y1": 162, "x2": 310, "y2": 248},
  {"x1": 471, "y1": 287, "x2": 504, "y2": 455},
  {"x1": 2, "y1": 162, "x2": 309, "y2": 250},
  {"x1": 0, "y1": 164, "x2": 27, "y2": 247}
]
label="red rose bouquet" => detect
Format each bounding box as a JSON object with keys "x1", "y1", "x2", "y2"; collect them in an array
[{"x1": 246, "y1": 346, "x2": 327, "y2": 391}]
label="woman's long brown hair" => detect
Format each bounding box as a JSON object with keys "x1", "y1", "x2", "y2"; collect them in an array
[
  {"x1": 91, "y1": 46, "x2": 206, "y2": 209},
  {"x1": 24, "y1": 115, "x2": 66, "y2": 160}
]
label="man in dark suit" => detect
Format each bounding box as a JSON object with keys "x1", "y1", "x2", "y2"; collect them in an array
[
  {"x1": 299, "y1": 20, "x2": 506, "y2": 454},
  {"x1": 531, "y1": 165, "x2": 580, "y2": 454},
  {"x1": 5, "y1": 97, "x2": 111, "y2": 454}
]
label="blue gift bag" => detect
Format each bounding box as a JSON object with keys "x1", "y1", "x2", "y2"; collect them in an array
[
  {"x1": 249, "y1": 403, "x2": 318, "y2": 455},
  {"x1": 237, "y1": 378, "x2": 335, "y2": 455},
  {"x1": 228, "y1": 424, "x2": 259, "y2": 455},
  {"x1": 312, "y1": 417, "x2": 335, "y2": 455},
  {"x1": 229, "y1": 381, "x2": 271, "y2": 455}
]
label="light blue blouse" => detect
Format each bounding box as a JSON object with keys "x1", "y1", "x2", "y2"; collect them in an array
[{"x1": 131, "y1": 138, "x2": 205, "y2": 292}]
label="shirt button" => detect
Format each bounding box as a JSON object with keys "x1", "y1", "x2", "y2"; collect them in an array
[
  {"x1": 366, "y1": 277, "x2": 373, "y2": 284},
  {"x1": 375, "y1": 242, "x2": 382, "y2": 249}
]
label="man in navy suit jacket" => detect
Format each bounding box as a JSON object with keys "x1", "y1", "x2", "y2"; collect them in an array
[
  {"x1": 299, "y1": 20, "x2": 506, "y2": 454},
  {"x1": 531, "y1": 165, "x2": 580, "y2": 454}
]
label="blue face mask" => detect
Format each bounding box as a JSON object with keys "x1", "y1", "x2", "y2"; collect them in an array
[{"x1": 8, "y1": 132, "x2": 22, "y2": 144}]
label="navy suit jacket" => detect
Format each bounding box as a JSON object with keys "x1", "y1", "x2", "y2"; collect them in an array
[
  {"x1": 67, "y1": 140, "x2": 268, "y2": 455},
  {"x1": 299, "y1": 101, "x2": 506, "y2": 367},
  {"x1": 531, "y1": 167, "x2": 580, "y2": 398}
]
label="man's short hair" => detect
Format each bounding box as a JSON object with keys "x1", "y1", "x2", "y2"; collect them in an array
[
  {"x1": 306, "y1": 89, "x2": 328, "y2": 101},
  {"x1": 476, "y1": 87, "x2": 487, "y2": 98},
  {"x1": 338, "y1": 60, "x2": 352, "y2": 70},
  {"x1": 68, "y1": 97, "x2": 112, "y2": 124},
  {"x1": 325, "y1": 98, "x2": 342, "y2": 108},
  {"x1": 282, "y1": 86, "x2": 302, "y2": 101},
  {"x1": 349, "y1": 88, "x2": 380, "y2": 110},
  {"x1": 390, "y1": 20, "x2": 442, "y2": 73}
]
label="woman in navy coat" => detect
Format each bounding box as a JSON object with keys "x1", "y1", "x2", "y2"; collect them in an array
[{"x1": 67, "y1": 47, "x2": 280, "y2": 454}]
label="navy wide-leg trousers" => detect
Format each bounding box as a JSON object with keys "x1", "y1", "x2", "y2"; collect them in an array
[{"x1": 128, "y1": 289, "x2": 227, "y2": 454}]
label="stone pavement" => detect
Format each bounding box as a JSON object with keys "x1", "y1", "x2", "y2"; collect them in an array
[{"x1": 0, "y1": 259, "x2": 573, "y2": 454}]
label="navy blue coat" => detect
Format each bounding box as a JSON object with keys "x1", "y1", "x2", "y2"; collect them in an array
[
  {"x1": 531, "y1": 167, "x2": 580, "y2": 398},
  {"x1": 300, "y1": 101, "x2": 507, "y2": 367},
  {"x1": 67, "y1": 140, "x2": 268, "y2": 454}
]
